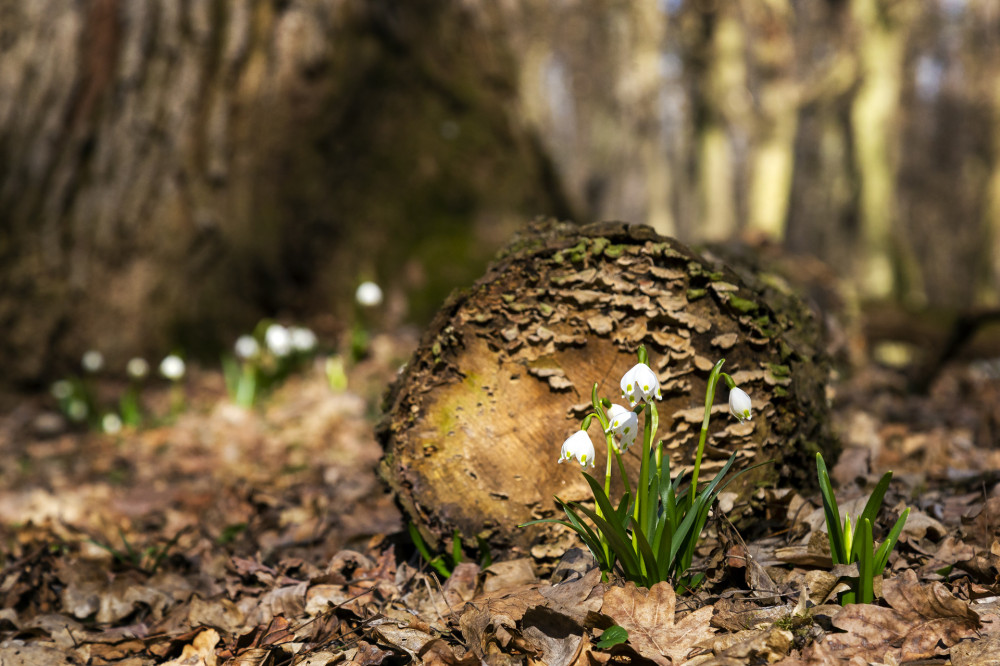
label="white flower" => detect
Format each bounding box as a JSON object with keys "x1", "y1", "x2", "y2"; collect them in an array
[
  {"x1": 234, "y1": 335, "x2": 260, "y2": 360},
  {"x1": 355, "y1": 281, "x2": 384, "y2": 307},
  {"x1": 265, "y1": 324, "x2": 292, "y2": 357},
  {"x1": 559, "y1": 430, "x2": 596, "y2": 467},
  {"x1": 126, "y1": 357, "x2": 149, "y2": 380},
  {"x1": 82, "y1": 350, "x2": 104, "y2": 373},
  {"x1": 50, "y1": 380, "x2": 74, "y2": 401},
  {"x1": 290, "y1": 327, "x2": 317, "y2": 352},
  {"x1": 159, "y1": 354, "x2": 186, "y2": 381},
  {"x1": 605, "y1": 404, "x2": 638, "y2": 451},
  {"x1": 67, "y1": 399, "x2": 88, "y2": 422},
  {"x1": 620, "y1": 363, "x2": 661, "y2": 408},
  {"x1": 102, "y1": 413, "x2": 123, "y2": 434},
  {"x1": 729, "y1": 387, "x2": 752, "y2": 424}
]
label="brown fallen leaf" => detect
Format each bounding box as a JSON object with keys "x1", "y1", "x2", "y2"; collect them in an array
[
  {"x1": 950, "y1": 634, "x2": 1000, "y2": 666},
  {"x1": 600, "y1": 581, "x2": 715, "y2": 665},
  {"x1": 829, "y1": 569, "x2": 980, "y2": 663},
  {"x1": 161, "y1": 627, "x2": 220, "y2": 666},
  {"x1": 459, "y1": 584, "x2": 546, "y2": 662}
]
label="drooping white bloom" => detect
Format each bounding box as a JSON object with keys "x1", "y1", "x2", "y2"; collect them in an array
[
  {"x1": 620, "y1": 363, "x2": 661, "y2": 408},
  {"x1": 82, "y1": 350, "x2": 104, "y2": 373},
  {"x1": 126, "y1": 357, "x2": 149, "y2": 380},
  {"x1": 265, "y1": 324, "x2": 292, "y2": 357},
  {"x1": 605, "y1": 404, "x2": 639, "y2": 451},
  {"x1": 102, "y1": 413, "x2": 123, "y2": 434},
  {"x1": 234, "y1": 335, "x2": 260, "y2": 360},
  {"x1": 355, "y1": 281, "x2": 384, "y2": 307},
  {"x1": 559, "y1": 430, "x2": 596, "y2": 467},
  {"x1": 729, "y1": 387, "x2": 752, "y2": 424},
  {"x1": 159, "y1": 354, "x2": 186, "y2": 381},
  {"x1": 290, "y1": 327, "x2": 317, "y2": 352}
]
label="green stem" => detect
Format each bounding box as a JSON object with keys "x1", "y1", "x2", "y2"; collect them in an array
[
  {"x1": 634, "y1": 402, "x2": 652, "y2": 575},
  {"x1": 690, "y1": 359, "x2": 726, "y2": 510},
  {"x1": 590, "y1": 383, "x2": 612, "y2": 569}
]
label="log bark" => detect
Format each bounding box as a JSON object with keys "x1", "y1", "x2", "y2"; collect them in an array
[{"x1": 378, "y1": 220, "x2": 835, "y2": 558}]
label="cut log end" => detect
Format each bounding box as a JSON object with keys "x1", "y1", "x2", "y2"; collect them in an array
[{"x1": 378, "y1": 220, "x2": 835, "y2": 558}]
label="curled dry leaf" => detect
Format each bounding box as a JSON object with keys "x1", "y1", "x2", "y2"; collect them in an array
[
  {"x1": 829, "y1": 569, "x2": 980, "y2": 663},
  {"x1": 601, "y1": 581, "x2": 715, "y2": 665}
]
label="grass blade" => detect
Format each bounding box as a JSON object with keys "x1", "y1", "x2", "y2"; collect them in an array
[
  {"x1": 859, "y1": 471, "x2": 893, "y2": 528},
  {"x1": 874, "y1": 507, "x2": 910, "y2": 576},
  {"x1": 817, "y1": 453, "x2": 846, "y2": 565},
  {"x1": 857, "y1": 518, "x2": 875, "y2": 604}
]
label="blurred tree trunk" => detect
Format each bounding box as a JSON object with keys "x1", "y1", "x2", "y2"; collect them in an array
[
  {"x1": 687, "y1": 3, "x2": 747, "y2": 241},
  {"x1": 850, "y1": 0, "x2": 922, "y2": 302},
  {"x1": 0, "y1": 0, "x2": 571, "y2": 385},
  {"x1": 745, "y1": 0, "x2": 798, "y2": 239},
  {"x1": 979, "y1": 0, "x2": 1000, "y2": 305}
]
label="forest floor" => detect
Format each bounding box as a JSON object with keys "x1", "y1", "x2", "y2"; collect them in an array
[{"x1": 1, "y1": 315, "x2": 1000, "y2": 666}]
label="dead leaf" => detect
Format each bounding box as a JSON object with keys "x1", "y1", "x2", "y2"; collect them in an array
[
  {"x1": 600, "y1": 581, "x2": 715, "y2": 665},
  {"x1": 459, "y1": 584, "x2": 546, "y2": 661},
  {"x1": 951, "y1": 634, "x2": 1000, "y2": 666},
  {"x1": 481, "y1": 559, "x2": 537, "y2": 594},
  {"x1": 711, "y1": 626, "x2": 794, "y2": 663},
  {"x1": 829, "y1": 569, "x2": 980, "y2": 662},
  {"x1": 161, "y1": 628, "x2": 220, "y2": 666},
  {"x1": 538, "y1": 566, "x2": 605, "y2": 625},
  {"x1": 349, "y1": 640, "x2": 393, "y2": 665}
]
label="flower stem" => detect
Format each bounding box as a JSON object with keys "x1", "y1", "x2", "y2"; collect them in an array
[{"x1": 690, "y1": 359, "x2": 725, "y2": 510}]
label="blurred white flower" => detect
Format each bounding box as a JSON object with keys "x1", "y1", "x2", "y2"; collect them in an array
[
  {"x1": 82, "y1": 350, "x2": 104, "y2": 373},
  {"x1": 67, "y1": 399, "x2": 88, "y2": 422},
  {"x1": 234, "y1": 334, "x2": 260, "y2": 360},
  {"x1": 265, "y1": 324, "x2": 292, "y2": 357},
  {"x1": 159, "y1": 354, "x2": 186, "y2": 381},
  {"x1": 729, "y1": 387, "x2": 752, "y2": 424},
  {"x1": 102, "y1": 413, "x2": 123, "y2": 434},
  {"x1": 126, "y1": 357, "x2": 149, "y2": 380},
  {"x1": 50, "y1": 380, "x2": 74, "y2": 401},
  {"x1": 355, "y1": 281, "x2": 383, "y2": 307},
  {"x1": 290, "y1": 327, "x2": 317, "y2": 352},
  {"x1": 558, "y1": 430, "x2": 596, "y2": 467}
]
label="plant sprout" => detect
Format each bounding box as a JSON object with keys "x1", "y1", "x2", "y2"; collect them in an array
[{"x1": 817, "y1": 452, "x2": 910, "y2": 604}]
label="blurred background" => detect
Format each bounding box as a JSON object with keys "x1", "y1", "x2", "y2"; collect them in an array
[{"x1": 2, "y1": 0, "x2": 998, "y2": 388}]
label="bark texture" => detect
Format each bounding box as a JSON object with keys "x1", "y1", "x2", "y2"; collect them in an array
[
  {"x1": 378, "y1": 221, "x2": 835, "y2": 557},
  {"x1": 0, "y1": 0, "x2": 570, "y2": 385}
]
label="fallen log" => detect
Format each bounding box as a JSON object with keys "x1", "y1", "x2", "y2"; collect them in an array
[{"x1": 378, "y1": 220, "x2": 835, "y2": 558}]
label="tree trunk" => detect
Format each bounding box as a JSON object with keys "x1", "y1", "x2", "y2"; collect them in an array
[
  {"x1": 378, "y1": 221, "x2": 835, "y2": 558},
  {"x1": 0, "y1": 0, "x2": 571, "y2": 386}
]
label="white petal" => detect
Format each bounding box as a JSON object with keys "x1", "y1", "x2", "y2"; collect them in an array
[
  {"x1": 559, "y1": 430, "x2": 596, "y2": 467},
  {"x1": 729, "y1": 387, "x2": 753, "y2": 424}
]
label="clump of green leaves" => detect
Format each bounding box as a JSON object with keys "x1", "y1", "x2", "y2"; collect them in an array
[
  {"x1": 816, "y1": 452, "x2": 910, "y2": 604},
  {"x1": 522, "y1": 348, "x2": 765, "y2": 592},
  {"x1": 408, "y1": 523, "x2": 492, "y2": 578}
]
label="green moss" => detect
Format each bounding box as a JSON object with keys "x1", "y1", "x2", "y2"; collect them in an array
[
  {"x1": 538, "y1": 302, "x2": 553, "y2": 316},
  {"x1": 768, "y1": 363, "x2": 790, "y2": 377},
  {"x1": 603, "y1": 244, "x2": 625, "y2": 258},
  {"x1": 727, "y1": 295, "x2": 759, "y2": 313},
  {"x1": 686, "y1": 288, "x2": 707, "y2": 301}
]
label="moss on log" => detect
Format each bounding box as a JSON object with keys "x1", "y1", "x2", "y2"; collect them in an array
[{"x1": 378, "y1": 220, "x2": 835, "y2": 558}]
